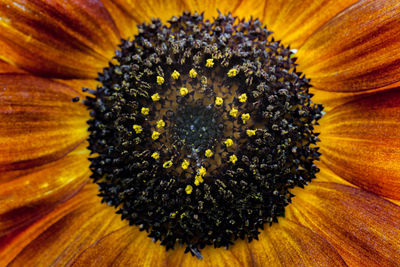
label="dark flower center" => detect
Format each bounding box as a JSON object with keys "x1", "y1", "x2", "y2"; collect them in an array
[{"x1": 82, "y1": 11, "x2": 323, "y2": 258}]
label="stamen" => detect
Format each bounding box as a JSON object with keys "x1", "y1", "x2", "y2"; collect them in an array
[
  {"x1": 133, "y1": 125, "x2": 143, "y2": 134},
  {"x1": 151, "y1": 152, "x2": 160, "y2": 160},
  {"x1": 238, "y1": 93, "x2": 247, "y2": 103},
  {"x1": 152, "y1": 131, "x2": 161, "y2": 140},
  {"x1": 228, "y1": 154, "x2": 238, "y2": 164},
  {"x1": 163, "y1": 160, "x2": 173, "y2": 168},
  {"x1": 180, "y1": 87, "x2": 189, "y2": 96},
  {"x1": 229, "y1": 107, "x2": 238, "y2": 118},
  {"x1": 171, "y1": 70, "x2": 180, "y2": 80},
  {"x1": 151, "y1": 93, "x2": 161, "y2": 101},
  {"x1": 141, "y1": 107, "x2": 150, "y2": 115},
  {"x1": 189, "y1": 69, "x2": 197, "y2": 78},
  {"x1": 156, "y1": 119, "x2": 166, "y2": 128},
  {"x1": 185, "y1": 185, "x2": 193, "y2": 195},
  {"x1": 224, "y1": 138, "x2": 233, "y2": 147},
  {"x1": 205, "y1": 58, "x2": 214, "y2": 68},
  {"x1": 157, "y1": 76, "x2": 165, "y2": 85},
  {"x1": 205, "y1": 149, "x2": 213, "y2": 158},
  {"x1": 227, "y1": 68, "x2": 238, "y2": 77},
  {"x1": 181, "y1": 159, "x2": 190, "y2": 170},
  {"x1": 215, "y1": 97, "x2": 223, "y2": 106}
]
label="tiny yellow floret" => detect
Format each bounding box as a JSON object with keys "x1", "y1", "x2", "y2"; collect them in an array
[
  {"x1": 181, "y1": 159, "x2": 189, "y2": 170},
  {"x1": 215, "y1": 97, "x2": 223, "y2": 106},
  {"x1": 205, "y1": 58, "x2": 214, "y2": 68},
  {"x1": 194, "y1": 175, "x2": 204, "y2": 186},
  {"x1": 224, "y1": 138, "x2": 233, "y2": 147},
  {"x1": 229, "y1": 107, "x2": 238, "y2": 118},
  {"x1": 180, "y1": 87, "x2": 189, "y2": 96},
  {"x1": 189, "y1": 68, "x2": 197, "y2": 78},
  {"x1": 152, "y1": 131, "x2": 161, "y2": 140},
  {"x1": 151, "y1": 152, "x2": 160, "y2": 160},
  {"x1": 238, "y1": 93, "x2": 247, "y2": 103},
  {"x1": 171, "y1": 70, "x2": 180, "y2": 80},
  {"x1": 229, "y1": 154, "x2": 238, "y2": 164},
  {"x1": 141, "y1": 107, "x2": 150, "y2": 115},
  {"x1": 246, "y1": 129, "x2": 257, "y2": 137},
  {"x1": 151, "y1": 93, "x2": 160, "y2": 101},
  {"x1": 163, "y1": 160, "x2": 173, "y2": 168},
  {"x1": 227, "y1": 68, "x2": 238, "y2": 77},
  {"x1": 198, "y1": 166, "x2": 207, "y2": 177},
  {"x1": 170, "y1": 212, "x2": 177, "y2": 218},
  {"x1": 133, "y1": 125, "x2": 143, "y2": 134},
  {"x1": 205, "y1": 149, "x2": 213, "y2": 158},
  {"x1": 241, "y1": 113, "x2": 250, "y2": 124},
  {"x1": 157, "y1": 76, "x2": 164, "y2": 85},
  {"x1": 156, "y1": 119, "x2": 165, "y2": 128},
  {"x1": 185, "y1": 185, "x2": 193, "y2": 195},
  {"x1": 195, "y1": 175, "x2": 204, "y2": 183}
]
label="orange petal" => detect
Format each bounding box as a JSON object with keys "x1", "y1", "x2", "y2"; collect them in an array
[
  {"x1": 314, "y1": 161, "x2": 354, "y2": 186},
  {"x1": 110, "y1": 0, "x2": 187, "y2": 25},
  {"x1": 72, "y1": 217, "x2": 345, "y2": 266},
  {"x1": 232, "y1": 0, "x2": 266, "y2": 21},
  {"x1": 5, "y1": 184, "x2": 127, "y2": 267},
  {"x1": 0, "y1": 59, "x2": 25, "y2": 74},
  {"x1": 310, "y1": 80, "x2": 400, "y2": 113},
  {"x1": 117, "y1": 0, "x2": 266, "y2": 25},
  {"x1": 318, "y1": 89, "x2": 400, "y2": 200},
  {"x1": 0, "y1": 142, "x2": 90, "y2": 236},
  {"x1": 167, "y1": 238, "x2": 253, "y2": 266},
  {"x1": 263, "y1": 0, "x2": 358, "y2": 47},
  {"x1": 287, "y1": 181, "x2": 400, "y2": 266},
  {"x1": 0, "y1": 183, "x2": 97, "y2": 266},
  {"x1": 71, "y1": 226, "x2": 168, "y2": 266},
  {"x1": 0, "y1": 0, "x2": 120, "y2": 78},
  {"x1": 249, "y1": 220, "x2": 346, "y2": 266},
  {"x1": 0, "y1": 74, "x2": 88, "y2": 174},
  {"x1": 99, "y1": 0, "x2": 140, "y2": 39},
  {"x1": 297, "y1": 0, "x2": 400, "y2": 92}
]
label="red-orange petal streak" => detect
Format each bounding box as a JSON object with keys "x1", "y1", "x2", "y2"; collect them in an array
[
  {"x1": 71, "y1": 218, "x2": 346, "y2": 266},
  {"x1": 0, "y1": 0, "x2": 120, "y2": 78},
  {"x1": 0, "y1": 184, "x2": 96, "y2": 266},
  {"x1": 297, "y1": 0, "x2": 400, "y2": 92},
  {"x1": 72, "y1": 226, "x2": 168, "y2": 267},
  {"x1": 287, "y1": 182, "x2": 400, "y2": 266},
  {"x1": 0, "y1": 59, "x2": 25, "y2": 74},
  {"x1": 167, "y1": 238, "x2": 253, "y2": 266},
  {"x1": 110, "y1": 0, "x2": 188, "y2": 27},
  {"x1": 249, "y1": 220, "x2": 346, "y2": 266},
  {"x1": 318, "y1": 89, "x2": 400, "y2": 200},
  {"x1": 0, "y1": 74, "x2": 88, "y2": 174},
  {"x1": 6, "y1": 184, "x2": 127, "y2": 267},
  {"x1": 310, "y1": 80, "x2": 400, "y2": 113},
  {"x1": 0, "y1": 142, "x2": 90, "y2": 236}
]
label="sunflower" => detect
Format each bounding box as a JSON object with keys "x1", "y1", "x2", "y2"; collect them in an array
[{"x1": 1, "y1": 0, "x2": 400, "y2": 266}]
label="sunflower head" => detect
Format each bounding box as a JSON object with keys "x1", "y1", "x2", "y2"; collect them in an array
[{"x1": 83, "y1": 11, "x2": 323, "y2": 256}]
